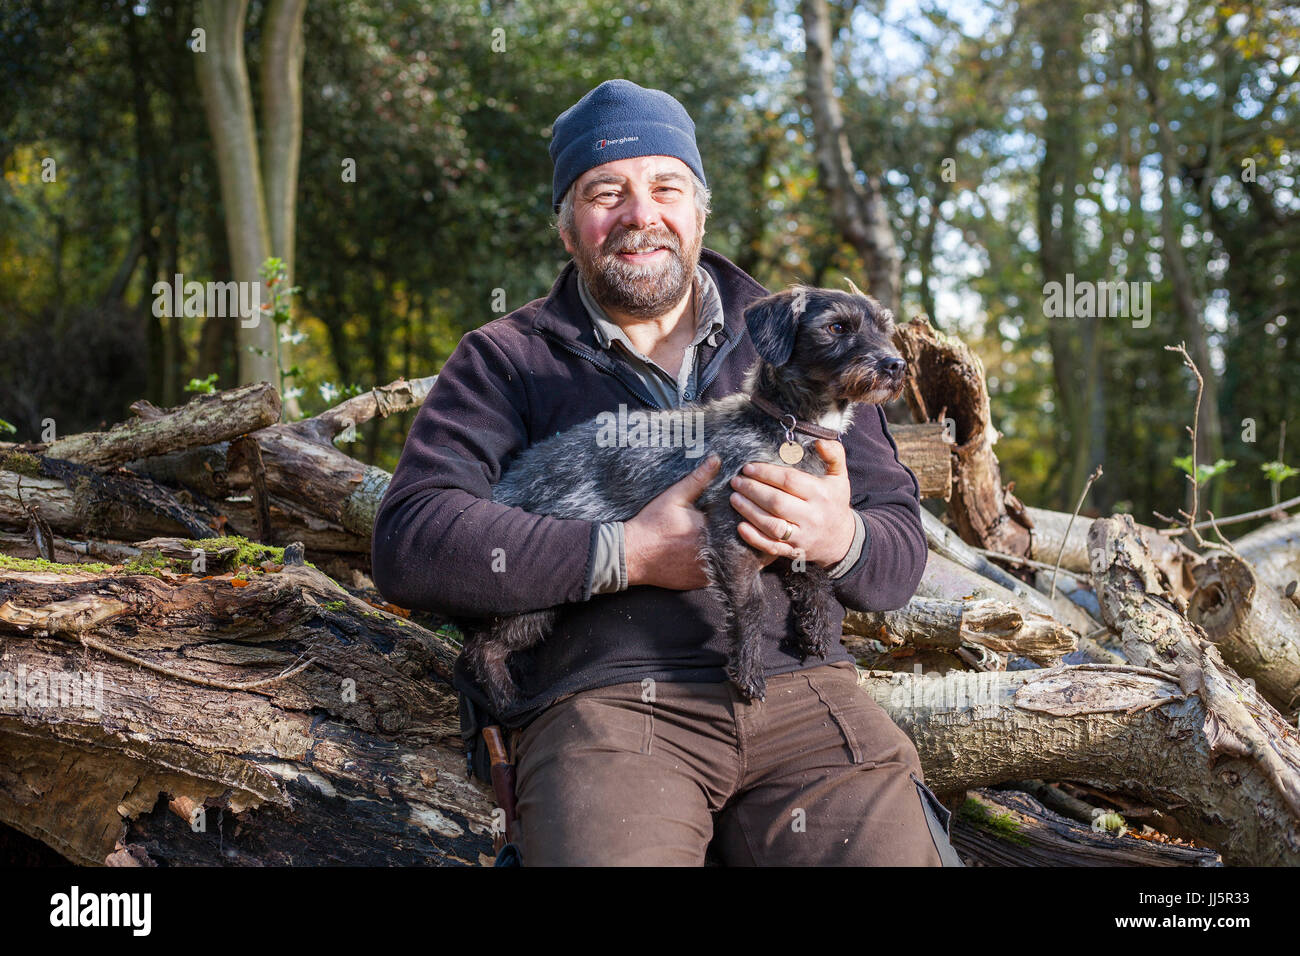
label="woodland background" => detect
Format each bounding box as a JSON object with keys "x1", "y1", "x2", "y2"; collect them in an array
[{"x1": 1, "y1": 0, "x2": 1297, "y2": 524}]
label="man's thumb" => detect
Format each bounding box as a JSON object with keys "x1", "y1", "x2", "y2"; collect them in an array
[{"x1": 675, "y1": 453, "x2": 721, "y2": 501}]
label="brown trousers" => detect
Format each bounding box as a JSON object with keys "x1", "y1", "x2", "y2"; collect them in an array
[{"x1": 511, "y1": 660, "x2": 963, "y2": 866}]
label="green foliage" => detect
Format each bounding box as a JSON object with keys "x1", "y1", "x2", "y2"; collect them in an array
[
  {"x1": 1261, "y1": 460, "x2": 1299, "y2": 485},
  {"x1": 184, "y1": 373, "x2": 220, "y2": 395},
  {"x1": 1172, "y1": 456, "x2": 1237, "y2": 486},
  {"x1": 1, "y1": 0, "x2": 1297, "y2": 518}
]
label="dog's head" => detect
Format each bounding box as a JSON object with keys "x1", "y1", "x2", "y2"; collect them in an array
[{"x1": 743, "y1": 284, "x2": 906, "y2": 404}]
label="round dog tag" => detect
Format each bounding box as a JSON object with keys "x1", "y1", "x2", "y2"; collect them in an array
[{"x1": 779, "y1": 441, "x2": 804, "y2": 464}]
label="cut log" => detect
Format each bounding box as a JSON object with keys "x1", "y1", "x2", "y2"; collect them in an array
[
  {"x1": 863, "y1": 664, "x2": 1299, "y2": 864},
  {"x1": 890, "y1": 423, "x2": 951, "y2": 501},
  {"x1": 843, "y1": 595, "x2": 1076, "y2": 666},
  {"x1": 915, "y1": 522, "x2": 1107, "y2": 658},
  {"x1": 1188, "y1": 553, "x2": 1300, "y2": 715},
  {"x1": 1085, "y1": 513, "x2": 1300, "y2": 862},
  {"x1": 894, "y1": 315, "x2": 1032, "y2": 556},
  {"x1": 1, "y1": 455, "x2": 217, "y2": 541},
  {"x1": 28, "y1": 382, "x2": 281, "y2": 467}
]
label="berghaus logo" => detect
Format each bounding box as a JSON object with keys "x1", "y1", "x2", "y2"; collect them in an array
[{"x1": 595, "y1": 135, "x2": 640, "y2": 150}]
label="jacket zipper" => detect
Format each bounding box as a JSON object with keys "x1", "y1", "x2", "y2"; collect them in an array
[
  {"x1": 539, "y1": 324, "x2": 742, "y2": 408},
  {"x1": 539, "y1": 331, "x2": 662, "y2": 410}
]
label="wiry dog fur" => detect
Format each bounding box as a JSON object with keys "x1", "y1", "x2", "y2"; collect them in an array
[{"x1": 462, "y1": 285, "x2": 907, "y2": 714}]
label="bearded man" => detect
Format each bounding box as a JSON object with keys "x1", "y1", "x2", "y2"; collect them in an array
[{"x1": 372, "y1": 79, "x2": 961, "y2": 867}]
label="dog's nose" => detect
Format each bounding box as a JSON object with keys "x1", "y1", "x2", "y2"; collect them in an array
[{"x1": 879, "y1": 356, "x2": 905, "y2": 376}]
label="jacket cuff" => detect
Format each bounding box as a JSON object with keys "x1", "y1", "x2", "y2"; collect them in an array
[
  {"x1": 825, "y1": 510, "x2": 869, "y2": 580},
  {"x1": 587, "y1": 521, "x2": 628, "y2": 596}
]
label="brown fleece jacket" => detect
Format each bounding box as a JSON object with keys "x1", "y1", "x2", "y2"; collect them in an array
[{"x1": 371, "y1": 248, "x2": 927, "y2": 728}]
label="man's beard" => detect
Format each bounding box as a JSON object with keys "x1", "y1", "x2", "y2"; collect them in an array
[{"x1": 571, "y1": 222, "x2": 703, "y2": 319}]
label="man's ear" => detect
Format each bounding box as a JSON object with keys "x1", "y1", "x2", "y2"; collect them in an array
[{"x1": 744, "y1": 292, "x2": 797, "y2": 367}]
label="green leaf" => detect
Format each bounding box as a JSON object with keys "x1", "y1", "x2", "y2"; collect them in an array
[
  {"x1": 1262, "y1": 460, "x2": 1300, "y2": 484},
  {"x1": 1172, "y1": 456, "x2": 1236, "y2": 484},
  {"x1": 183, "y1": 373, "x2": 219, "y2": 395}
]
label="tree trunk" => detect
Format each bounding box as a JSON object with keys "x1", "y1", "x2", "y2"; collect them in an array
[
  {"x1": 800, "y1": 0, "x2": 902, "y2": 314},
  {"x1": 259, "y1": 0, "x2": 308, "y2": 419},
  {"x1": 193, "y1": 0, "x2": 276, "y2": 387}
]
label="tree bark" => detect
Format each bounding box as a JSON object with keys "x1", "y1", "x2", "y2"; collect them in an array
[{"x1": 894, "y1": 315, "x2": 1033, "y2": 556}]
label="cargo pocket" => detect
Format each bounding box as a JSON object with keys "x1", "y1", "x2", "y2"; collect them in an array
[
  {"x1": 910, "y1": 772, "x2": 964, "y2": 867},
  {"x1": 560, "y1": 686, "x2": 654, "y2": 757},
  {"x1": 805, "y1": 668, "x2": 875, "y2": 766}
]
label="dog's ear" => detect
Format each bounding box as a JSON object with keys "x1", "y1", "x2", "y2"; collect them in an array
[{"x1": 744, "y1": 292, "x2": 798, "y2": 367}]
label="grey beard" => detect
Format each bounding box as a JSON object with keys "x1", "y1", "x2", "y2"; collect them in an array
[{"x1": 574, "y1": 235, "x2": 701, "y2": 319}]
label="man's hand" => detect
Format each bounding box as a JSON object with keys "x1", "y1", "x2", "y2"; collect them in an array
[
  {"x1": 728, "y1": 438, "x2": 856, "y2": 567},
  {"x1": 625, "y1": 454, "x2": 723, "y2": 589}
]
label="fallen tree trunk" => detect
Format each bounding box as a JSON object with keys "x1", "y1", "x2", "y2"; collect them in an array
[
  {"x1": 1085, "y1": 514, "x2": 1300, "y2": 862},
  {"x1": 1232, "y1": 514, "x2": 1300, "y2": 600},
  {"x1": 127, "y1": 376, "x2": 437, "y2": 546},
  {"x1": 0, "y1": 555, "x2": 491, "y2": 866},
  {"x1": 863, "y1": 665, "x2": 1299, "y2": 864},
  {"x1": 1020, "y1": 505, "x2": 1196, "y2": 600},
  {"x1": 0, "y1": 455, "x2": 217, "y2": 541},
  {"x1": 951, "y1": 787, "x2": 1220, "y2": 866}
]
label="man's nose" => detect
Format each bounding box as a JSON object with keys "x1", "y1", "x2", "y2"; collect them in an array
[{"x1": 620, "y1": 187, "x2": 663, "y2": 230}]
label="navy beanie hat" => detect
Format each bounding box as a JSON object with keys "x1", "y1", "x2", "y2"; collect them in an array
[{"x1": 549, "y1": 79, "x2": 706, "y2": 212}]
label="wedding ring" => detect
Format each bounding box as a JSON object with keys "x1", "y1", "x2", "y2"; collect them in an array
[{"x1": 779, "y1": 521, "x2": 794, "y2": 542}]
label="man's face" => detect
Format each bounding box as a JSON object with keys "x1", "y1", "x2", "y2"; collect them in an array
[{"x1": 561, "y1": 155, "x2": 704, "y2": 319}]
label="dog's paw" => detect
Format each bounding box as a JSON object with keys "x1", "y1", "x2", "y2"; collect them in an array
[{"x1": 728, "y1": 665, "x2": 767, "y2": 702}]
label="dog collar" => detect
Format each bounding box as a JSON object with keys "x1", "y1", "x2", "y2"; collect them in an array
[{"x1": 749, "y1": 395, "x2": 841, "y2": 441}]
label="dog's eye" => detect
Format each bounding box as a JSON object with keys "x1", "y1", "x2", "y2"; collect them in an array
[{"x1": 826, "y1": 322, "x2": 847, "y2": 335}]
